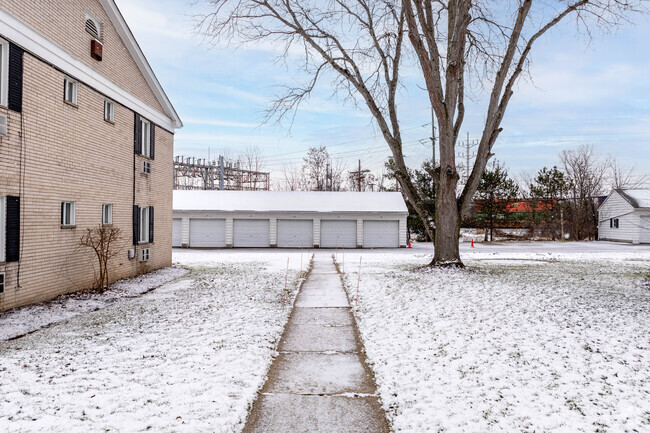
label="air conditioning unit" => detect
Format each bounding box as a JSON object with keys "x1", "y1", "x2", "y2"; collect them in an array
[
  {"x1": 140, "y1": 248, "x2": 150, "y2": 262},
  {"x1": 0, "y1": 114, "x2": 7, "y2": 136},
  {"x1": 142, "y1": 160, "x2": 151, "y2": 174},
  {"x1": 0, "y1": 273, "x2": 5, "y2": 294}
]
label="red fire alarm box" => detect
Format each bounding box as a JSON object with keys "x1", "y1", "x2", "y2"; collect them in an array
[{"x1": 91, "y1": 40, "x2": 103, "y2": 61}]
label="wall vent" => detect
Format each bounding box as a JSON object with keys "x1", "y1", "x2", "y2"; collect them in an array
[
  {"x1": 85, "y1": 18, "x2": 100, "y2": 39},
  {"x1": 0, "y1": 114, "x2": 7, "y2": 136}
]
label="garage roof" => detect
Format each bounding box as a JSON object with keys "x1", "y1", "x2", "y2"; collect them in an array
[
  {"x1": 173, "y1": 190, "x2": 408, "y2": 213},
  {"x1": 616, "y1": 189, "x2": 650, "y2": 209}
]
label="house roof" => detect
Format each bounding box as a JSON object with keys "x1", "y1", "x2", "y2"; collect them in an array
[
  {"x1": 100, "y1": 0, "x2": 182, "y2": 129},
  {"x1": 173, "y1": 190, "x2": 409, "y2": 213},
  {"x1": 616, "y1": 189, "x2": 650, "y2": 209}
]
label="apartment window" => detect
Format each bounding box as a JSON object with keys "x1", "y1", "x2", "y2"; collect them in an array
[
  {"x1": 61, "y1": 201, "x2": 76, "y2": 226},
  {"x1": 0, "y1": 197, "x2": 5, "y2": 262},
  {"x1": 140, "y1": 248, "x2": 150, "y2": 262},
  {"x1": 0, "y1": 38, "x2": 8, "y2": 107},
  {"x1": 104, "y1": 99, "x2": 114, "y2": 122},
  {"x1": 64, "y1": 77, "x2": 78, "y2": 105},
  {"x1": 102, "y1": 204, "x2": 113, "y2": 225},
  {"x1": 139, "y1": 206, "x2": 150, "y2": 243},
  {"x1": 142, "y1": 160, "x2": 151, "y2": 174},
  {"x1": 140, "y1": 118, "x2": 151, "y2": 157},
  {"x1": 0, "y1": 273, "x2": 4, "y2": 294}
]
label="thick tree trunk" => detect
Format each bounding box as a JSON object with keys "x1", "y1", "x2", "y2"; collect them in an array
[{"x1": 432, "y1": 133, "x2": 463, "y2": 267}]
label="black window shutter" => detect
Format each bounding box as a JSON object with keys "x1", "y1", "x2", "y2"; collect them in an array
[
  {"x1": 149, "y1": 206, "x2": 154, "y2": 243},
  {"x1": 134, "y1": 113, "x2": 142, "y2": 155},
  {"x1": 150, "y1": 124, "x2": 155, "y2": 160},
  {"x1": 133, "y1": 205, "x2": 140, "y2": 245},
  {"x1": 8, "y1": 43, "x2": 24, "y2": 113},
  {"x1": 6, "y1": 196, "x2": 20, "y2": 262}
]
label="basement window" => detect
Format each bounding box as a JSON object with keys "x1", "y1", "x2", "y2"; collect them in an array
[
  {"x1": 140, "y1": 248, "x2": 150, "y2": 262},
  {"x1": 61, "y1": 201, "x2": 76, "y2": 227},
  {"x1": 0, "y1": 273, "x2": 4, "y2": 294}
]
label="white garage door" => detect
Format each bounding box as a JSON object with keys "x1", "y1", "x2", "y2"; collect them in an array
[
  {"x1": 641, "y1": 216, "x2": 650, "y2": 243},
  {"x1": 189, "y1": 219, "x2": 226, "y2": 248},
  {"x1": 321, "y1": 220, "x2": 357, "y2": 248},
  {"x1": 172, "y1": 219, "x2": 182, "y2": 247},
  {"x1": 278, "y1": 220, "x2": 313, "y2": 248},
  {"x1": 363, "y1": 220, "x2": 399, "y2": 248},
  {"x1": 234, "y1": 219, "x2": 270, "y2": 247}
]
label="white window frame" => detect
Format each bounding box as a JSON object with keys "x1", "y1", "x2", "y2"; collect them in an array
[
  {"x1": 64, "y1": 77, "x2": 78, "y2": 105},
  {"x1": 104, "y1": 99, "x2": 114, "y2": 122},
  {"x1": 140, "y1": 248, "x2": 150, "y2": 262},
  {"x1": 0, "y1": 37, "x2": 9, "y2": 107},
  {"x1": 142, "y1": 160, "x2": 151, "y2": 174},
  {"x1": 0, "y1": 197, "x2": 5, "y2": 262},
  {"x1": 140, "y1": 118, "x2": 151, "y2": 158},
  {"x1": 102, "y1": 203, "x2": 113, "y2": 225},
  {"x1": 139, "y1": 206, "x2": 150, "y2": 243},
  {"x1": 62, "y1": 201, "x2": 76, "y2": 227}
]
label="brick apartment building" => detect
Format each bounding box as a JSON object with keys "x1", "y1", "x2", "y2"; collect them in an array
[{"x1": 0, "y1": 0, "x2": 182, "y2": 311}]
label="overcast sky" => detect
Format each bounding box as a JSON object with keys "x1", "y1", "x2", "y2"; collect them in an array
[{"x1": 115, "y1": 0, "x2": 650, "y2": 187}]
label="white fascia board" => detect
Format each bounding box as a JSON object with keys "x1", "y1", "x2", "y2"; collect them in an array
[
  {"x1": 100, "y1": 0, "x2": 182, "y2": 129},
  {"x1": 0, "y1": 8, "x2": 178, "y2": 131}
]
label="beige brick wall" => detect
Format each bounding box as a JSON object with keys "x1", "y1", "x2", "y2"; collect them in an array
[
  {"x1": 0, "y1": 51, "x2": 173, "y2": 311},
  {"x1": 0, "y1": 0, "x2": 166, "y2": 113}
]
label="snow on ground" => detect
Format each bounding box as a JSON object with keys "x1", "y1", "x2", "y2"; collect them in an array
[
  {"x1": 0, "y1": 267, "x2": 188, "y2": 341},
  {"x1": 1, "y1": 250, "x2": 308, "y2": 433},
  {"x1": 336, "y1": 242, "x2": 650, "y2": 432}
]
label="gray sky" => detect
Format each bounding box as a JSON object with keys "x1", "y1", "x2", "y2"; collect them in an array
[{"x1": 116, "y1": 0, "x2": 650, "y2": 187}]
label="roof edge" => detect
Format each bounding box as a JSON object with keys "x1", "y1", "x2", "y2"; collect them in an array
[{"x1": 100, "y1": 0, "x2": 182, "y2": 129}]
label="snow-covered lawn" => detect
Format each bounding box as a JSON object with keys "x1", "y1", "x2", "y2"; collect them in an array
[
  {"x1": 0, "y1": 250, "x2": 308, "y2": 432},
  {"x1": 337, "y1": 242, "x2": 650, "y2": 432}
]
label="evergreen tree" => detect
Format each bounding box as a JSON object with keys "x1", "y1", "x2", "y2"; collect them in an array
[{"x1": 475, "y1": 162, "x2": 519, "y2": 241}]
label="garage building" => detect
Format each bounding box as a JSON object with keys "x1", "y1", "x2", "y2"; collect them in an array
[
  {"x1": 598, "y1": 189, "x2": 650, "y2": 244},
  {"x1": 173, "y1": 190, "x2": 408, "y2": 248}
]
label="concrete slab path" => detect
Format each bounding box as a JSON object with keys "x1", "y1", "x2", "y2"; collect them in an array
[{"x1": 243, "y1": 255, "x2": 389, "y2": 433}]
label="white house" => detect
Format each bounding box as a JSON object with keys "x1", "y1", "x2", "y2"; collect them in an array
[
  {"x1": 598, "y1": 189, "x2": 650, "y2": 244},
  {"x1": 173, "y1": 190, "x2": 408, "y2": 248}
]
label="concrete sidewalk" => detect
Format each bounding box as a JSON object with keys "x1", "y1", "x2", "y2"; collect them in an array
[{"x1": 243, "y1": 255, "x2": 389, "y2": 433}]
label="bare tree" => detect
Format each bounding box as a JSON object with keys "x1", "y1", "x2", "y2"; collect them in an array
[
  {"x1": 197, "y1": 0, "x2": 643, "y2": 266},
  {"x1": 281, "y1": 162, "x2": 307, "y2": 190},
  {"x1": 79, "y1": 225, "x2": 124, "y2": 293},
  {"x1": 560, "y1": 144, "x2": 608, "y2": 240},
  {"x1": 303, "y1": 146, "x2": 330, "y2": 191},
  {"x1": 609, "y1": 159, "x2": 649, "y2": 189}
]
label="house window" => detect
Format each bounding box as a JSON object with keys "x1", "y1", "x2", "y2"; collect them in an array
[
  {"x1": 104, "y1": 99, "x2": 114, "y2": 122},
  {"x1": 61, "y1": 201, "x2": 76, "y2": 226},
  {"x1": 64, "y1": 77, "x2": 78, "y2": 105},
  {"x1": 139, "y1": 206, "x2": 150, "y2": 243},
  {"x1": 102, "y1": 204, "x2": 113, "y2": 225},
  {"x1": 0, "y1": 197, "x2": 5, "y2": 262},
  {"x1": 140, "y1": 118, "x2": 151, "y2": 157},
  {"x1": 0, "y1": 38, "x2": 8, "y2": 107}
]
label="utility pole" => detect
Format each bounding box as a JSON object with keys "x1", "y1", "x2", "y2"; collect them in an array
[{"x1": 349, "y1": 159, "x2": 370, "y2": 192}]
